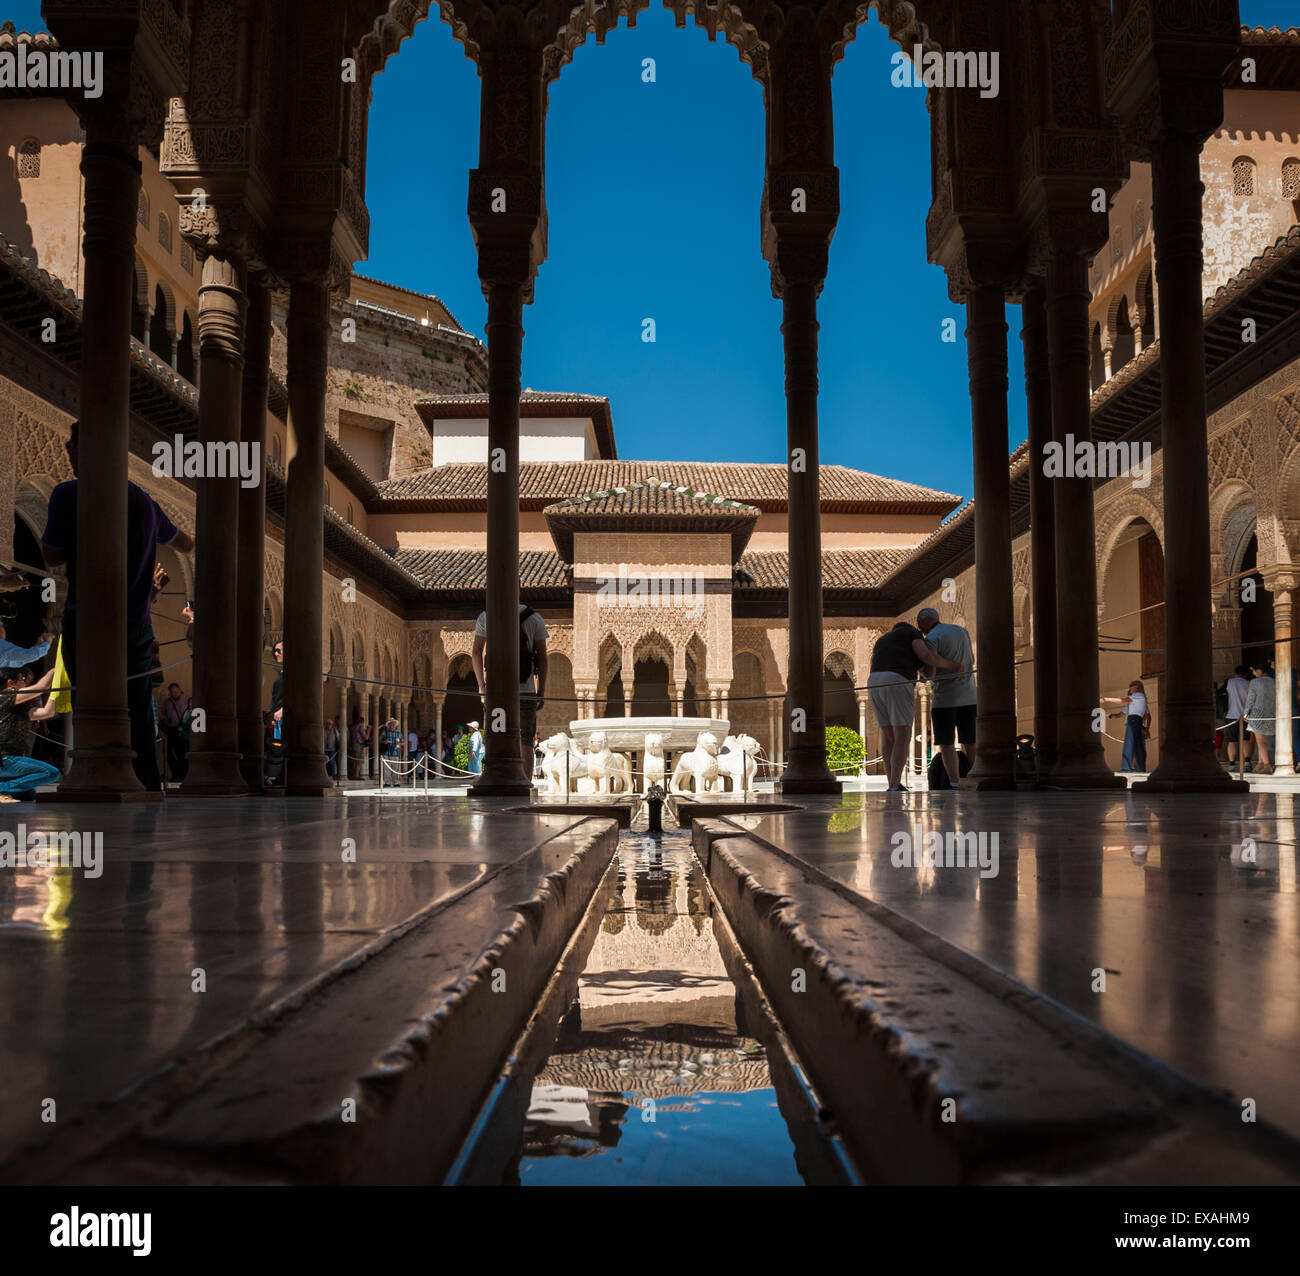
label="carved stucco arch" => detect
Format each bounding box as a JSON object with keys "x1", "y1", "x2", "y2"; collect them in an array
[
  {"x1": 632, "y1": 627, "x2": 674, "y2": 670},
  {"x1": 1222, "y1": 500, "x2": 1259, "y2": 582},
  {"x1": 1095, "y1": 489, "x2": 1165, "y2": 604}
]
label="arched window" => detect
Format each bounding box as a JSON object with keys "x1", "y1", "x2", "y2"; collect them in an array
[
  {"x1": 1131, "y1": 200, "x2": 1146, "y2": 239},
  {"x1": 158, "y1": 212, "x2": 172, "y2": 252},
  {"x1": 272, "y1": 436, "x2": 283, "y2": 465},
  {"x1": 1110, "y1": 226, "x2": 1123, "y2": 265},
  {"x1": 325, "y1": 481, "x2": 332, "y2": 508},
  {"x1": 1233, "y1": 156, "x2": 1256, "y2": 197},
  {"x1": 137, "y1": 187, "x2": 150, "y2": 227},
  {"x1": 16, "y1": 137, "x2": 40, "y2": 179},
  {"x1": 1283, "y1": 158, "x2": 1300, "y2": 201},
  {"x1": 346, "y1": 503, "x2": 354, "y2": 525},
  {"x1": 180, "y1": 242, "x2": 194, "y2": 274}
]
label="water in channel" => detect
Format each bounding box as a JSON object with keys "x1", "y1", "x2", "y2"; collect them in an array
[{"x1": 502, "y1": 829, "x2": 807, "y2": 1186}]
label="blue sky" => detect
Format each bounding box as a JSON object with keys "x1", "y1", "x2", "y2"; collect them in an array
[{"x1": 8, "y1": 1, "x2": 1297, "y2": 500}]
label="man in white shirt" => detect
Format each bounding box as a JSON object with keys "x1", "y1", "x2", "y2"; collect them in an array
[
  {"x1": 917, "y1": 608, "x2": 976, "y2": 788},
  {"x1": 471, "y1": 603, "x2": 548, "y2": 775},
  {"x1": 1224, "y1": 665, "x2": 1253, "y2": 770},
  {"x1": 1102, "y1": 680, "x2": 1151, "y2": 773}
]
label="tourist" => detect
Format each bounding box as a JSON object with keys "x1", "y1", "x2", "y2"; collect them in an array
[
  {"x1": 40, "y1": 420, "x2": 194, "y2": 792},
  {"x1": 466, "y1": 720, "x2": 485, "y2": 776},
  {"x1": 0, "y1": 617, "x2": 53, "y2": 669},
  {"x1": 1243, "y1": 662, "x2": 1276, "y2": 774},
  {"x1": 1102, "y1": 680, "x2": 1151, "y2": 773},
  {"x1": 917, "y1": 607, "x2": 976, "y2": 788},
  {"x1": 324, "y1": 716, "x2": 339, "y2": 778},
  {"x1": 380, "y1": 717, "x2": 402, "y2": 766},
  {"x1": 1223, "y1": 665, "x2": 1252, "y2": 771},
  {"x1": 867, "y1": 620, "x2": 963, "y2": 793},
  {"x1": 350, "y1": 717, "x2": 370, "y2": 779},
  {"x1": 407, "y1": 724, "x2": 420, "y2": 767},
  {"x1": 158, "y1": 681, "x2": 191, "y2": 781},
  {"x1": 0, "y1": 666, "x2": 62, "y2": 801},
  {"x1": 471, "y1": 603, "x2": 548, "y2": 774}
]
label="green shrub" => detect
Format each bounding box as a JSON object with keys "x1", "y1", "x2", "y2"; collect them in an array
[
  {"x1": 825, "y1": 725, "x2": 865, "y2": 773},
  {"x1": 453, "y1": 733, "x2": 471, "y2": 772}
]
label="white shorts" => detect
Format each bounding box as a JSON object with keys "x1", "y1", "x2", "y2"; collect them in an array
[{"x1": 868, "y1": 672, "x2": 916, "y2": 728}]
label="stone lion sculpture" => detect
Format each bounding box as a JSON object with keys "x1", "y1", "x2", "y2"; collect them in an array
[
  {"x1": 542, "y1": 732, "x2": 589, "y2": 794},
  {"x1": 670, "y1": 731, "x2": 721, "y2": 795},
  {"x1": 717, "y1": 733, "x2": 760, "y2": 792},
  {"x1": 584, "y1": 731, "x2": 633, "y2": 795},
  {"x1": 643, "y1": 733, "x2": 666, "y2": 792}
]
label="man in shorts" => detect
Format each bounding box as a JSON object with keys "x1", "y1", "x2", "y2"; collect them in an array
[
  {"x1": 917, "y1": 607, "x2": 976, "y2": 788},
  {"x1": 867, "y1": 620, "x2": 963, "y2": 792},
  {"x1": 471, "y1": 603, "x2": 548, "y2": 778}
]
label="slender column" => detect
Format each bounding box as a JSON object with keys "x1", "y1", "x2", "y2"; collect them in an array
[
  {"x1": 1137, "y1": 128, "x2": 1245, "y2": 791},
  {"x1": 60, "y1": 133, "x2": 148, "y2": 797},
  {"x1": 1044, "y1": 249, "x2": 1122, "y2": 787},
  {"x1": 1273, "y1": 581, "x2": 1295, "y2": 777},
  {"x1": 624, "y1": 692, "x2": 633, "y2": 719},
  {"x1": 857, "y1": 699, "x2": 867, "y2": 751},
  {"x1": 675, "y1": 690, "x2": 683, "y2": 718},
  {"x1": 338, "y1": 680, "x2": 349, "y2": 784},
  {"x1": 434, "y1": 697, "x2": 444, "y2": 772},
  {"x1": 780, "y1": 277, "x2": 838, "y2": 792},
  {"x1": 963, "y1": 283, "x2": 1017, "y2": 788},
  {"x1": 369, "y1": 694, "x2": 378, "y2": 779},
  {"x1": 237, "y1": 276, "x2": 272, "y2": 790},
  {"x1": 183, "y1": 254, "x2": 247, "y2": 793},
  {"x1": 475, "y1": 282, "x2": 530, "y2": 793},
  {"x1": 1022, "y1": 285, "x2": 1058, "y2": 774},
  {"x1": 283, "y1": 278, "x2": 333, "y2": 794},
  {"x1": 1102, "y1": 345, "x2": 1113, "y2": 381}
]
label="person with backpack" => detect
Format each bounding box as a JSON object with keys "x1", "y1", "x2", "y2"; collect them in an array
[{"x1": 471, "y1": 602, "x2": 548, "y2": 776}]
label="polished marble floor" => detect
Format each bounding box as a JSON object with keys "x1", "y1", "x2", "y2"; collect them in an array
[
  {"x1": 0, "y1": 797, "x2": 592, "y2": 1166},
  {"x1": 718, "y1": 790, "x2": 1300, "y2": 1139}
]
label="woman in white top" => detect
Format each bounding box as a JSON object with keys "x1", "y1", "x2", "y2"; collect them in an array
[{"x1": 1102, "y1": 680, "x2": 1151, "y2": 773}]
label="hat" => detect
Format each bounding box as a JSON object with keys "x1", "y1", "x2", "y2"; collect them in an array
[{"x1": 468, "y1": 720, "x2": 480, "y2": 730}]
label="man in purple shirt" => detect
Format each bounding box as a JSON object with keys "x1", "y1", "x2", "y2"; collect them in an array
[{"x1": 40, "y1": 421, "x2": 195, "y2": 790}]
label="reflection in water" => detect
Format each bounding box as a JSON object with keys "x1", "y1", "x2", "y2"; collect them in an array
[{"x1": 508, "y1": 833, "x2": 804, "y2": 1186}]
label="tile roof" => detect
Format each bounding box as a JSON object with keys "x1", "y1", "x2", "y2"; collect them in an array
[
  {"x1": 544, "y1": 481, "x2": 761, "y2": 519},
  {"x1": 734, "y1": 548, "x2": 912, "y2": 592},
  {"x1": 391, "y1": 546, "x2": 910, "y2": 595},
  {"x1": 376, "y1": 460, "x2": 961, "y2": 514},
  {"x1": 394, "y1": 548, "x2": 572, "y2": 592}
]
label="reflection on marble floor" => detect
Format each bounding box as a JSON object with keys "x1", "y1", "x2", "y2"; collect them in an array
[
  {"x1": 0, "y1": 796, "x2": 585, "y2": 1166},
  {"x1": 721, "y1": 790, "x2": 1300, "y2": 1138}
]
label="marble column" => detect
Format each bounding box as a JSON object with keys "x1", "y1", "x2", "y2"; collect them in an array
[
  {"x1": 283, "y1": 279, "x2": 333, "y2": 794},
  {"x1": 780, "y1": 274, "x2": 838, "y2": 793},
  {"x1": 675, "y1": 690, "x2": 684, "y2": 718},
  {"x1": 237, "y1": 275, "x2": 272, "y2": 790},
  {"x1": 369, "y1": 694, "x2": 378, "y2": 779},
  {"x1": 183, "y1": 254, "x2": 247, "y2": 794},
  {"x1": 1022, "y1": 284, "x2": 1058, "y2": 774},
  {"x1": 60, "y1": 129, "x2": 148, "y2": 797},
  {"x1": 476, "y1": 282, "x2": 530, "y2": 793},
  {"x1": 337, "y1": 680, "x2": 349, "y2": 783},
  {"x1": 963, "y1": 283, "x2": 1016, "y2": 788},
  {"x1": 1137, "y1": 128, "x2": 1245, "y2": 791},
  {"x1": 434, "y1": 696, "x2": 444, "y2": 773},
  {"x1": 1273, "y1": 579, "x2": 1295, "y2": 777},
  {"x1": 857, "y1": 699, "x2": 868, "y2": 754},
  {"x1": 1044, "y1": 249, "x2": 1122, "y2": 787}
]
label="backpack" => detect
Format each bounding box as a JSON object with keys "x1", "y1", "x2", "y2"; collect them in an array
[{"x1": 519, "y1": 605, "x2": 537, "y2": 681}]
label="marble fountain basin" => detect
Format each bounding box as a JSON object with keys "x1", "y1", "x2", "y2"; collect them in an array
[{"x1": 566, "y1": 716, "x2": 731, "y2": 752}]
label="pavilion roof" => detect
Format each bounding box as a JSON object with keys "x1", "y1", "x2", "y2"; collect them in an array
[
  {"x1": 543, "y1": 480, "x2": 762, "y2": 561},
  {"x1": 375, "y1": 459, "x2": 961, "y2": 516}
]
